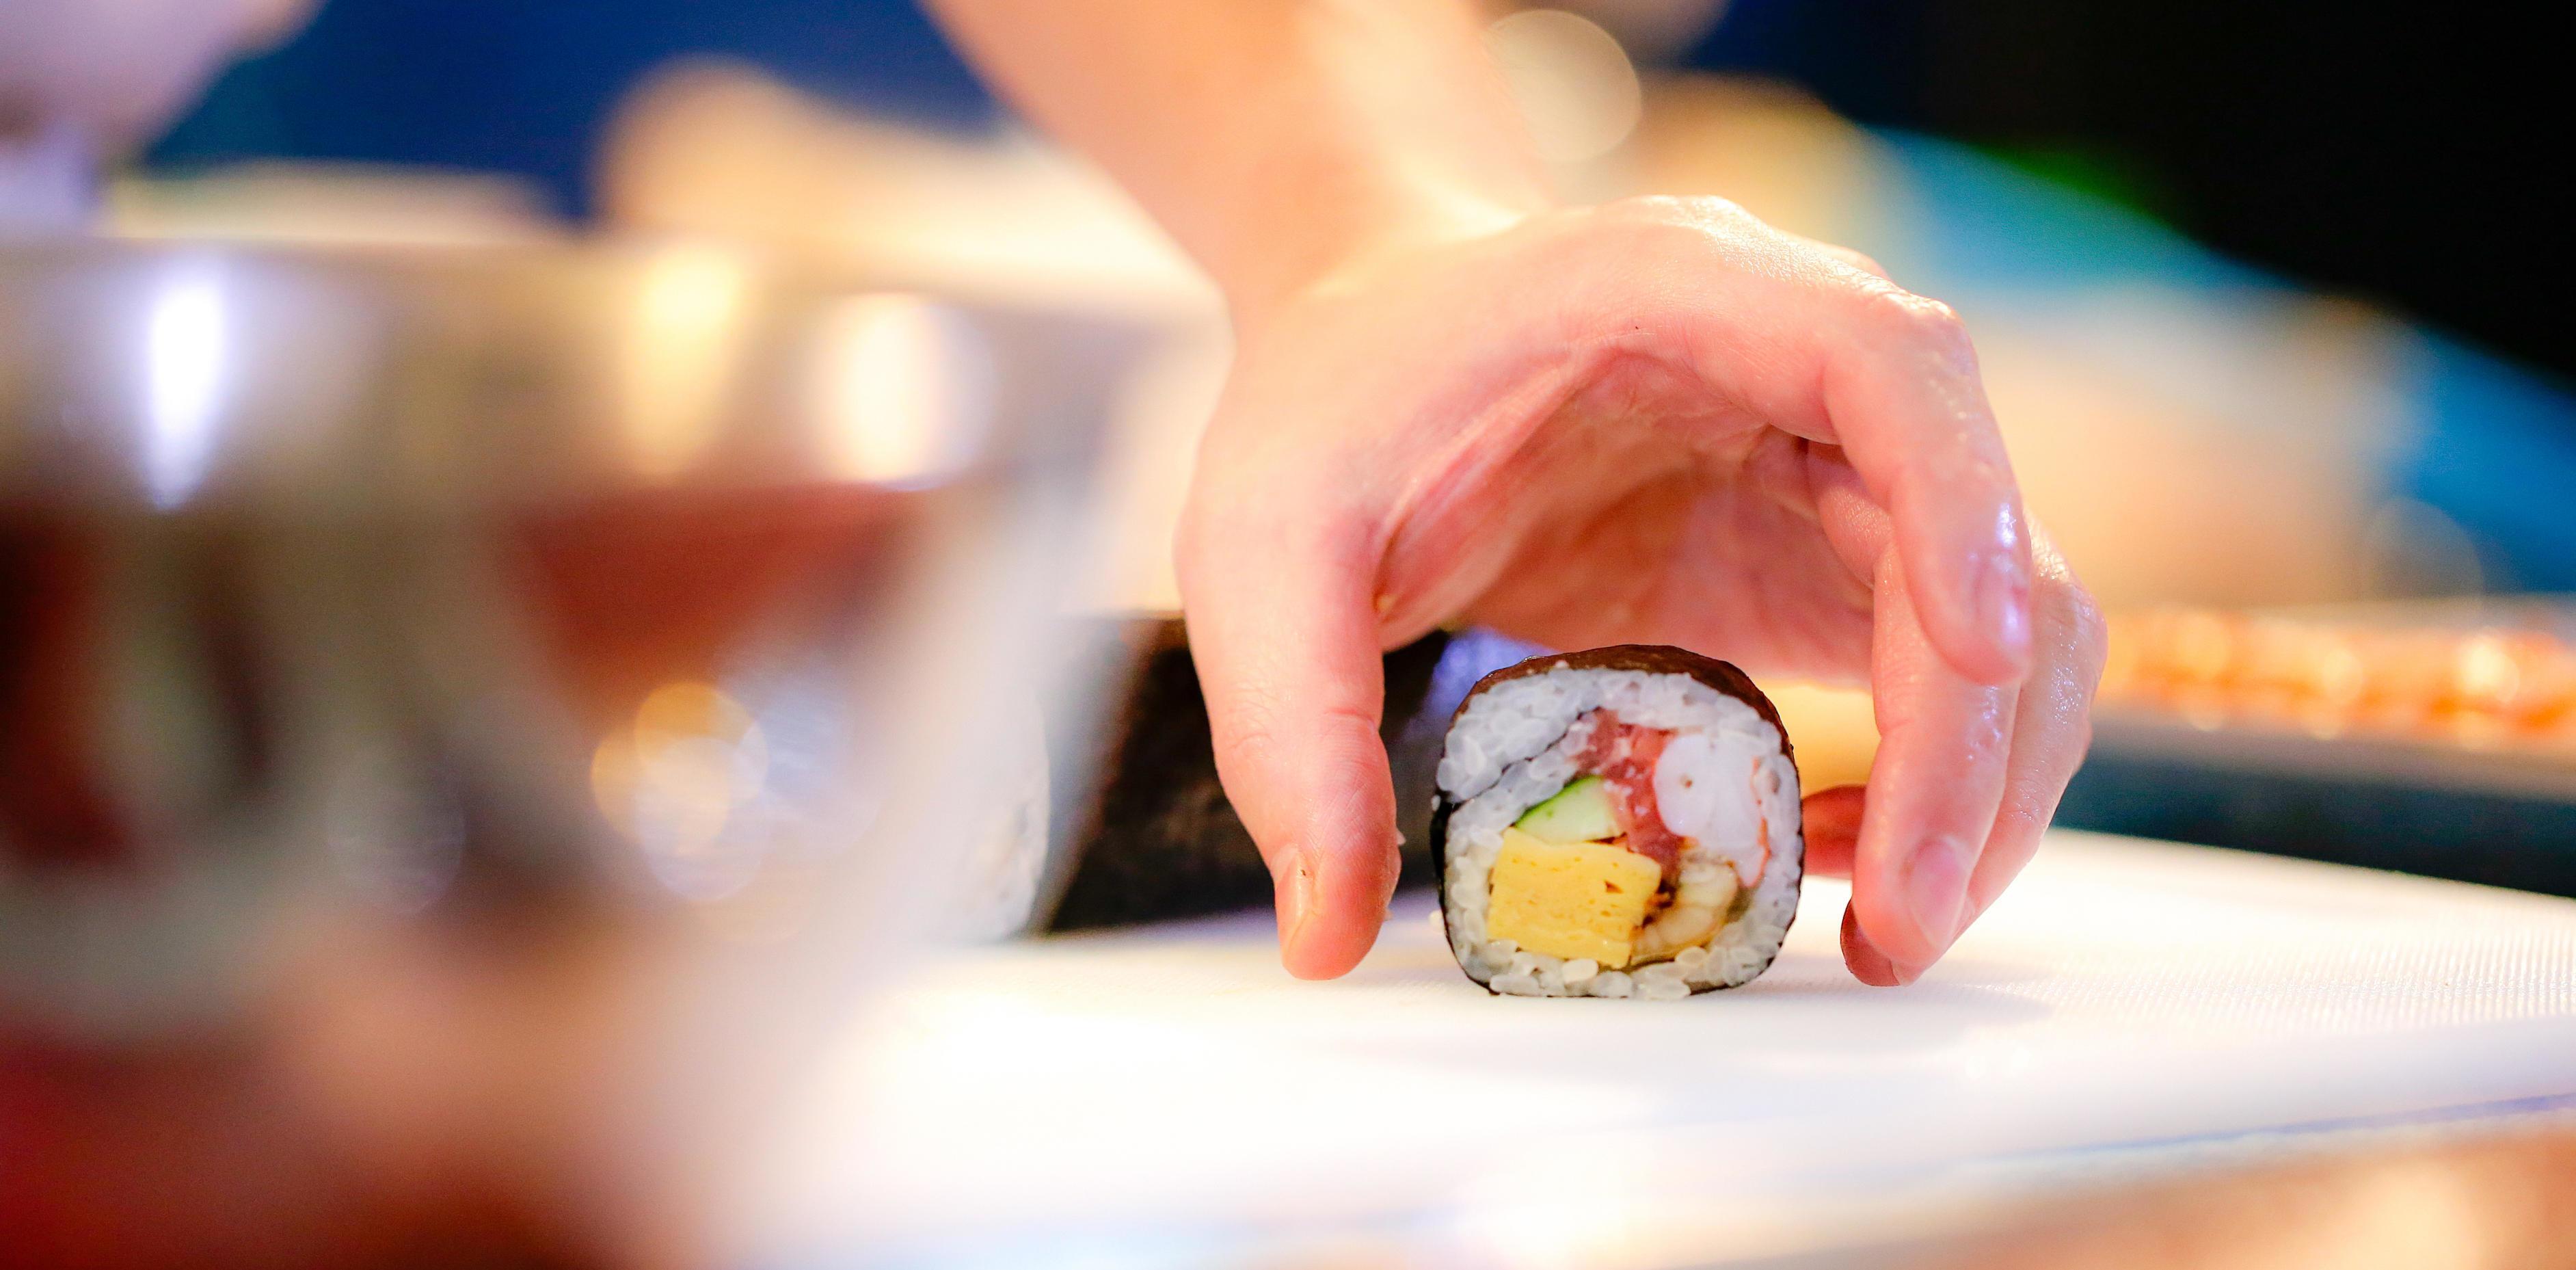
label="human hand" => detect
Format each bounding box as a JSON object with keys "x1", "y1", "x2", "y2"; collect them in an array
[{"x1": 1177, "y1": 196, "x2": 2106, "y2": 986}]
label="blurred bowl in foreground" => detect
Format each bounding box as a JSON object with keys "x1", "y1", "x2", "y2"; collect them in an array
[{"x1": 0, "y1": 235, "x2": 1139, "y2": 1266}]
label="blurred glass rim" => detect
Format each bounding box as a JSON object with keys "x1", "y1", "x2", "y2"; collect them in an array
[{"x1": 0, "y1": 235, "x2": 1145, "y2": 510}]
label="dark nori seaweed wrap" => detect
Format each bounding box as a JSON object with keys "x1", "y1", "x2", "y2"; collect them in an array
[{"x1": 1038, "y1": 620, "x2": 1480, "y2": 931}]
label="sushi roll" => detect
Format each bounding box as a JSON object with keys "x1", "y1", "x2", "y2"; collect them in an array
[{"x1": 1432, "y1": 646, "x2": 1802, "y2": 999}]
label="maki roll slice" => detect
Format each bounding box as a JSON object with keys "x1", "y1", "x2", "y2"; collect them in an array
[{"x1": 1432, "y1": 646, "x2": 1803, "y2": 999}]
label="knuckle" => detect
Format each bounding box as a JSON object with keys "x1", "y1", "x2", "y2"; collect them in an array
[
  {"x1": 1860, "y1": 285, "x2": 1972, "y2": 351},
  {"x1": 1601, "y1": 193, "x2": 1685, "y2": 224},
  {"x1": 1311, "y1": 698, "x2": 1382, "y2": 737},
  {"x1": 1596, "y1": 196, "x2": 1771, "y2": 273},
  {"x1": 1606, "y1": 192, "x2": 1747, "y2": 230},
  {"x1": 1211, "y1": 680, "x2": 1291, "y2": 765},
  {"x1": 2058, "y1": 584, "x2": 2111, "y2": 672},
  {"x1": 1614, "y1": 211, "x2": 1729, "y2": 269},
  {"x1": 1210, "y1": 689, "x2": 1386, "y2": 810}
]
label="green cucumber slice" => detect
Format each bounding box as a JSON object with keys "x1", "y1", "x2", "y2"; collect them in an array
[{"x1": 1513, "y1": 775, "x2": 1620, "y2": 843}]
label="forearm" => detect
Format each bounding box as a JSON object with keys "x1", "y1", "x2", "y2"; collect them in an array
[{"x1": 922, "y1": 0, "x2": 1553, "y2": 323}]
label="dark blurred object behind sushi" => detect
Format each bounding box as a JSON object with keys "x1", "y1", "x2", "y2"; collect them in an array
[{"x1": 1037, "y1": 620, "x2": 1540, "y2": 932}]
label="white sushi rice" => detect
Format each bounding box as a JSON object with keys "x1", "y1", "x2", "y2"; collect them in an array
[{"x1": 1437, "y1": 663, "x2": 1803, "y2": 998}]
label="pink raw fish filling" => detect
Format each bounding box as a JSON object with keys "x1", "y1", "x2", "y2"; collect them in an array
[
  {"x1": 1571, "y1": 711, "x2": 1682, "y2": 879},
  {"x1": 1569, "y1": 709, "x2": 1771, "y2": 888}
]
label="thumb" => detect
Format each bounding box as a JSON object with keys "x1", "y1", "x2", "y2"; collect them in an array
[{"x1": 1178, "y1": 505, "x2": 1400, "y2": 979}]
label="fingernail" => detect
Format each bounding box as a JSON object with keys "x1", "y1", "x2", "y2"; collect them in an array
[
  {"x1": 1903, "y1": 834, "x2": 1977, "y2": 953},
  {"x1": 1976, "y1": 551, "x2": 2033, "y2": 667},
  {"x1": 1841, "y1": 905, "x2": 1904, "y2": 987}
]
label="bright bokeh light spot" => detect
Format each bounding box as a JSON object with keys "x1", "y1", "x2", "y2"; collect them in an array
[
  {"x1": 144, "y1": 268, "x2": 229, "y2": 509},
  {"x1": 2455, "y1": 632, "x2": 2523, "y2": 707},
  {"x1": 1454, "y1": 1185, "x2": 1652, "y2": 1270},
  {"x1": 2314, "y1": 639, "x2": 2369, "y2": 704},
  {"x1": 1486, "y1": 9, "x2": 1645, "y2": 164},
  {"x1": 807, "y1": 294, "x2": 994, "y2": 487},
  {"x1": 2170, "y1": 610, "x2": 2236, "y2": 683},
  {"x1": 593, "y1": 681, "x2": 774, "y2": 898},
  {"x1": 2300, "y1": 638, "x2": 2370, "y2": 738},
  {"x1": 622, "y1": 242, "x2": 753, "y2": 479}
]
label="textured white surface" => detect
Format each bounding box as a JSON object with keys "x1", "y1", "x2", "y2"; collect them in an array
[{"x1": 747, "y1": 832, "x2": 2576, "y2": 1265}]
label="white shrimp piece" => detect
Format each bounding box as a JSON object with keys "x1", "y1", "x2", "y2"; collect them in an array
[{"x1": 1654, "y1": 731, "x2": 1771, "y2": 886}]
